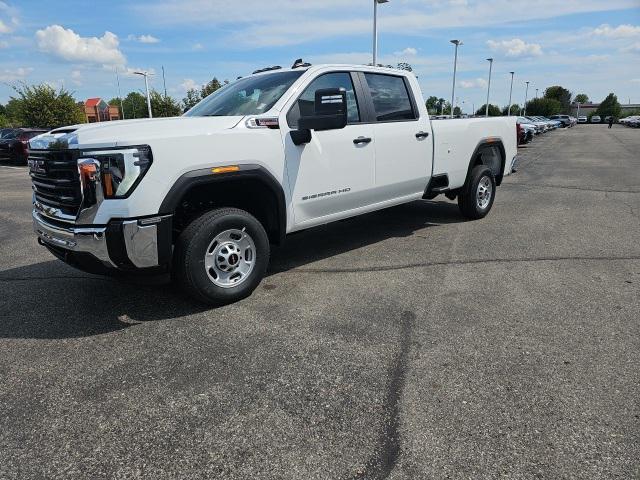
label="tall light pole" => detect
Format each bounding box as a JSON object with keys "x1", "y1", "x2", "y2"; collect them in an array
[
  {"x1": 485, "y1": 57, "x2": 493, "y2": 117},
  {"x1": 115, "y1": 67, "x2": 125, "y2": 120},
  {"x1": 372, "y1": 0, "x2": 389, "y2": 66},
  {"x1": 134, "y1": 71, "x2": 153, "y2": 118},
  {"x1": 523, "y1": 81, "x2": 530, "y2": 116},
  {"x1": 450, "y1": 39, "x2": 463, "y2": 119},
  {"x1": 535, "y1": 88, "x2": 539, "y2": 99},
  {"x1": 507, "y1": 71, "x2": 515, "y2": 116}
]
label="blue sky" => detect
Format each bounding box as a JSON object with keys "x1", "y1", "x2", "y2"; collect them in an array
[{"x1": 1, "y1": 0, "x2": 639, "y2": 112}]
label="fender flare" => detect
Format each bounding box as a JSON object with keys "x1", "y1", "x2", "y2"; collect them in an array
[
  {"x1": 465, "y1": 138, "x2": 506, "y2": 186},
  {"x1": 158, "y1": 164, "x2": 287, "y2": 244}
]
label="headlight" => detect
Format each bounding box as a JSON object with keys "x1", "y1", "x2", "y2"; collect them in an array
[{"x1": 79, "y1": 145, "x2": 152, "y2": 199}]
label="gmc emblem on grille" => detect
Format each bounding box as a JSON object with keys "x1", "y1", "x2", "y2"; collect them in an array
[{"x1": 28, "y1": 159, "x2": 47, "y2": 174}]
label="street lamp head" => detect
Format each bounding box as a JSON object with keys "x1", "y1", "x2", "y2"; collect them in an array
[
  {"x1": 510, "y1": 71, "x2": 514, "y2": 75},
  {"x1": 450, "y1": 39, "x2": 463, "y2": 46},
  {"x1": 376, "y1": 0, "x2": 390, "y2": 3},
  {"x1": 133, "y1": 71, "x2": 146, "y2": 76},
  {"x1": 486, "y1": 58, "x2": 494, "y2": 62}
]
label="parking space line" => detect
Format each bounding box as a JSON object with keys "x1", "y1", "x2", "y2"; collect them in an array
[{"x1": 0, "y1": 165, "x2": 26, "y2": 170}]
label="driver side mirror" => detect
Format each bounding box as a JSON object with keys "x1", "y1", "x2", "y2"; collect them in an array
[{"x1": 291, "y1": 88, "x2": 348, "y2": 145}]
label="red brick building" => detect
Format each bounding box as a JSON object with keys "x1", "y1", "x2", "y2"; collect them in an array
[{"x1": 83, "y1": 98, "x2": 121, "y2": 123}]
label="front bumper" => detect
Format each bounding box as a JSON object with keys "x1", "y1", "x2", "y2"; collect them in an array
[{"x1": 33, "y1": 209, "x2": 172, "y2": 274}]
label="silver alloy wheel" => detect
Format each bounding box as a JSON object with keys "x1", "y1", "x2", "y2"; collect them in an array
[
  {"x1": 204, "y1": 229, "x2": 256, "y2": 288},
  {"x1": 476, "y1": 176, "x2": 493, "y2": 210}
]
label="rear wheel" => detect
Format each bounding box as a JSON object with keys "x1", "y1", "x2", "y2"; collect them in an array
[
  {"x1": 458, "y1": 165, "x2": 496, "y2": 220},
  {"x1": 173, "y1": 208, "x2": 270, "y2": 305}
]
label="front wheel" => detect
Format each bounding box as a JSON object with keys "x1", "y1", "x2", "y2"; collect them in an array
[
  {"x1": 458, "y1": 165, "x2": 496, "y2": 220},
  {"x1": 173, "y1": 208, "x2": 270, "y2": 305}
]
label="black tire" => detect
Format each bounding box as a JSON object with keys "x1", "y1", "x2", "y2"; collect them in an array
[
  {"x1": 173, "y1": 207, "x2": 270, "y2": 305},
  {"x1": 458, "y1": 165, "x2": 496, "y2": 220}
]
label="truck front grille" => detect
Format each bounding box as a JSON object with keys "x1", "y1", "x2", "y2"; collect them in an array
[{"x1": 29, "y1": 149, "x2": 82, "y2": 216}]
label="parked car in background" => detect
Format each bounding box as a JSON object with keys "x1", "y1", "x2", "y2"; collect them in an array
[
  {"x1": 591, "y1": 115, "x2": 601, "y2": 123},
  {"x1": 1, "y1": 128, "x2": 17, "y2": 139},
  {"x1": 622, "y1": 116, "x2": 640, "y2": 128},
  {"x1": 0, "y1": 128, "x2": 48, "y2": 165},
  {"x1": 578, "y1": 116, "x2": 588, "y2": 124},
  {"x1": 517, "y1": 121, "x2": 535, "y2": 144},
  {"x1": 549, "y1": 114, "x2": 573, "y2": 127}
]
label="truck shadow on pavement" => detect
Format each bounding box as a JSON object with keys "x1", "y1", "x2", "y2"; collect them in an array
[{"x1": 0, "y1": 200, "x2": 462, "y2": 339}]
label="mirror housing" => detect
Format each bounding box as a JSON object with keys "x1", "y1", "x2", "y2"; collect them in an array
[
  {"x1": 291, "y1": 88, "x2": 348, "y2": 145},
  {"x1": 299, "y1": 88, "x2": 348, "y2": 131}
]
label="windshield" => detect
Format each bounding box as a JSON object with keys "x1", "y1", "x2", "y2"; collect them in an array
[
  {"x1": 185, "y1": 70, "x2": 304, "y2": 117},
  {"x1": 1, "y1": 129, "x2": 17, "y2": 139}
]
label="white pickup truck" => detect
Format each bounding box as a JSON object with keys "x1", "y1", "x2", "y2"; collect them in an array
[{"x1": 30, "y1": 63, "x2": 517, "y2": 305}]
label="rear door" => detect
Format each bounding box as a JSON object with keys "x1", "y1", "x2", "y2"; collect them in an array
[
  {"x1": 282, "y1": 71, "x2": 375, "y2": 228},
  {"x1": 360, "y1": 72, "x2": 432, "y2": 202}
]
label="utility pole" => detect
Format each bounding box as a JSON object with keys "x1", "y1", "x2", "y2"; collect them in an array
[
  {"x1": 116, "y1": 68, "x2": 125, "y2": 120},
  {"x1": 485, "y1": 58, "x2": 493, "y2": 117},
  {"x1": 162, "y1": 66, "x2": 168, "y2": 117},
  {"x1": 508, "y1": 71, "x2": 515, "y2": 116},
  {"x1": 450, "y1": 40, "x2": 463, "y2": 119},
  {"x1": 523, "y1": 81, "x2": 530, "y2": 116}
]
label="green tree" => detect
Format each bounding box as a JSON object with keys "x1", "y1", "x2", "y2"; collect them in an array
[
  {"x1": 150, "y1": 90, "x2": 182, "y2": 117},
  {"x1": 502, "y1": 103, "x2": 520, "y2": 115},
  {"x1": 0, "y1": 103, "x2": 6, "y2": 116},
  {"x1": 182, "y1": 88, "x2": 202, "y2": 111},
  {"x1": 397, "y1": 62, "x2": 413, "y2": 72},
  {"x1": 453, "y1": 106, "x2": 462, "y2": 117},
  {"x1": 425, "y1": 96, "x2": 439, "y2": 113},
  {"x1": 574, "y1": 93, "x2": 589, "y2": 104},
  {"x1": 201, "y1": 78, "x2": 223, "y2": 98},
  {"x1": 8, "y1": 83, "x2": 85, "y2": 128},
  {"x1": 437, "y1": 98, "x2": 448, "y2": 115},
  {"x1": 475, "y1": 104, "x2": 502, "y2": 116},
  {"x1": 544, "y1": 86, "x2": 572, "y2": 113},
  {"x1": 123, "y1": 91, "x2": 149, "y2": 119},
  {"x1": 525, "y1": 97, "x2": 562, "y2": 117},
  {"x1": 595, "y1": 93, "x2": 621, "y2": 119}
]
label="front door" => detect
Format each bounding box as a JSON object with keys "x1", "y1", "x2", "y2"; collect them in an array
[{"x1": 282, "y1": 71, "x2": 375, "y2": 228}]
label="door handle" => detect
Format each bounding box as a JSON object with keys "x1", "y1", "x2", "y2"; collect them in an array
[
  {"x1": 415, "y1": 131, "x2": 430, "y2": 139},
  {"x1": 353, "y1": 136, "x2": 372, "y2": 145}
]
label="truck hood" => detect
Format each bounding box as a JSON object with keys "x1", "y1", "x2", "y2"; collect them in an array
[{"x1": 30, "y1": 116, "x2": 245, "y2": 150}]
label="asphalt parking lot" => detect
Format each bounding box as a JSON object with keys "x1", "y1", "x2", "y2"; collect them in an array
[{"x1": 1, "y1": 125, "x2": 639, "y2": 479}]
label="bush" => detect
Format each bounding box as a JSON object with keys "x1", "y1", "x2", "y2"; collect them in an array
[
  {"x1": 524, "y1": 97, "x2": 562, "y2": 117},
  {"x1": 8, "y1": 83, "x2": 85, "y2": 128}
]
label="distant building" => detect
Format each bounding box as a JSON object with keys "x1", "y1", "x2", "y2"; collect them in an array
[
  {"x1": 571, "y1": 102, "x2": 640, "y2": 117},
  {"x1": 83, "y1": 98, "x2": 121, "y2": 123}
]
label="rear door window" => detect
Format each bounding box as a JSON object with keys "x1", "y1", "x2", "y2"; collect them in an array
[{"x1": 363, "y1": 73, "x2": 416, "y2": 122}]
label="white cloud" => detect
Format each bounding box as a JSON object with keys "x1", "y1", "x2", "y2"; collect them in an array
[
  {"x1": 192, "y1": 42, "x2": 204, "y2": 50},
  {"x1": 70, "y1": 70, "x2": 82, "y2": 86},
  {"x1": 487, "y1": 38, "x2": 543, "y2": 58},
  {"x1": 0, "y1": 39, "x2": 7, "y2": 48},
  {"x1": 0, "y1": 1, "x2": 18, "y2": 34},
  {"x1": 180, "y1": 78, "x2": 200, "y2": 92},
  {"x1": 0, "y1": 66, "x2": 33, "y2": 82},
  {"x1": 35, "y1": 25, "x2": 126, "y2": 65},
  {"x1": 621, "y1": 42, "x2": 640, "y2": 53},
  {"x1": 128, "y1": 34, "x2": 161, "y2": 44},
  {"x1": 459, "y1": 78, "x2": 488, "y2": 89},
  {"x1": 138, "y1": 0, "x2": 640, "y2": 47},
  {"x1": 592, "y1": 24, "x2": 640, "y2": 38},
  {"x1": 394, "y1": 47, "x2": 417, "y2": 56}
]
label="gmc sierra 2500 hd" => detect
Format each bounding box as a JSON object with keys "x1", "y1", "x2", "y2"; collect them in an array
[{"x1": 30, "y1": 63, "x2": 517, "y2": 305}]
